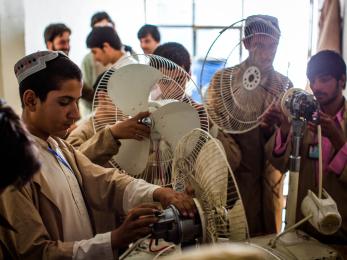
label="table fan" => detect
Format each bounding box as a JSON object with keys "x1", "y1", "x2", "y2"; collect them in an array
[
  {"x1": 92, "y1": 54, "x2": 208, "y2": 186},
  {"x1": 153, "y1": 128, "x2": 341, "y2": 259}
]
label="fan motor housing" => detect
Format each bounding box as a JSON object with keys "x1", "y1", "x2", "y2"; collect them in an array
[
  {"x1": 242, "y1": 66, "x2": 261, "y2": 90},
  {"x1": 151, "y1": 204, "x2": 202, "y2": 245}
]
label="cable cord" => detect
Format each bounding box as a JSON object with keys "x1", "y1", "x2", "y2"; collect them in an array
[
  {"x1": 119, "y1": 234, "x2": 151, "y2": 260},
  {"x1": 317, "y1": 124, "x2": 323, "y2": 199},
  {"x1": 153, "y1": 244, "x2": 176, "y2": 260}
]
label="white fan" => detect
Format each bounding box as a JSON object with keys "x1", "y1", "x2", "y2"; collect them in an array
[
  {"x1": 172, "y1": 128, "x2": 249, "y2": 243},
  {"x1": 154, "y1": 128, "x2": 341, "y2": 259},
  {"x1": 202, "y1": 17, "x2": 292, "y2": 133},
  {"x1": 92, "y1": 54, "x2": 209, "y2": 186}
]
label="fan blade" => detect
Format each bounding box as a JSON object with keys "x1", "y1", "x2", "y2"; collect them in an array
[
  {"x1": 107, "y1": 64, "x2": 163, "y2": 116},
  {"x1": 111, "y1": 139, "x2": 150, "y2": 175},
  {"x1": 150, "y1": 102, "x2": 201, "y2": 150}
]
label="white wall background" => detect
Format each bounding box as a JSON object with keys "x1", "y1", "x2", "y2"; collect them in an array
[
  {"x1": 0, "y1": 0, "x2": 323, "y2": 111},
  {"x1": 24, "y1": 0, "x2": 146, "y2": 67},
  {"x1": 23, "y1": 0, "x2": 319, "y2": 89},
  {"x1": 0, "y1": 0, "x2": 25, "y2": 112}
]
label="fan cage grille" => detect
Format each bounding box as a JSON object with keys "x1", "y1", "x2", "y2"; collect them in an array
[
  {"x1": 172, "y1": 129, "x2": 250, "y2": 242},
  {"x1": 201, "y1": 19, "x2": 292, "y2": 134}
]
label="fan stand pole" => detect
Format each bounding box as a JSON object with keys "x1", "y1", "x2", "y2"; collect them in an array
[
  {"x1": 285, "y1": 119, "x2": 305, "y2": 228},
  {"x1": 317, "y1": 125, "x2": 323, "y2": 199}
]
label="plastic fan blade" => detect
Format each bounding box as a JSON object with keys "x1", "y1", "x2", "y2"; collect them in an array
[
  {"x1": 150, "y1": 102, "x2": 201, "y2": 151},
  {"x1": 107, "y1": 64, "x2": 163, "y2": 116},
  {"x1": 112, "y1": 139, "x2": 150, "y2": 176}
]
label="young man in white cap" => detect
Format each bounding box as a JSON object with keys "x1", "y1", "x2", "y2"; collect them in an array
[{"x1": 0, "y1": 50, "x2": 195, "y2": 259}]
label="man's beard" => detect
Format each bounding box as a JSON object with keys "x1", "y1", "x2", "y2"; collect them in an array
[
  {"x1": 317, "y1": 82, "x2": 340, "y2": 106},
  {"x1": 52, "y1": 46, "x2": 69, "y2": 55}
]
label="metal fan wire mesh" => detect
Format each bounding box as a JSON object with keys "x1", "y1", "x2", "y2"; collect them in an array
[
  {"x1": 172, "y1": 129, "x2": 249, "y2": 242},
  {"x1": 92, "y1": 54, "x2": 209, "y2": 186},
  {"x1": 202, "y1": 18, "x2": 291, "y2": 133}
]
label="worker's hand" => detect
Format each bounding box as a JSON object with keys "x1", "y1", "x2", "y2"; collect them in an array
[
  {"x1": 110, "y1": 111, "x2": 151, "y2": 140},
  {"x1": 111, "y1": 203, "x2": 160, "y2": 249},
  {"x1": 260, "y1": 102, "x2": 291, "y2": 139},
  {"x1": 259, "y1": 102, "x2": 284, "y2": 129},
  {"x1": 308, "y1": 111, "x2": 346, "y2": 151},
  {"x1": 153, "y1": 187, "x2": 197, "y2": 218}
]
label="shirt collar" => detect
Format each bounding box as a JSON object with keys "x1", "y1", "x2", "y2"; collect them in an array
[
  {"x1": 334, "y1": 100, "x2": 345, "y2": 124},
  {"x1": 30, "y1": 134, "x2": 59, "y2": 150}
]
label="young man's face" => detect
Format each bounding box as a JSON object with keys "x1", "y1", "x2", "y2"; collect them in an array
[
  {"x1": 310, "y1": 74, "x2": 345, "y2": 106},
  {"x1": 140, "y1": 34, "x2": 159, "y2": 54},
  {"x1": 91, "y1": 47, "x2": 109, "y2": 66},
  {"x1": 246, "y1": 35, "x2": 278, "y2": 69},
  {"x1": 31, "y1": 79, "x2": 82, "y2": 137},
  {"x1": 47, "y1": 31, "x2": 71, "y2": 55}
]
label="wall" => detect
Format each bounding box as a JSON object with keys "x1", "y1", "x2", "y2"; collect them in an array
[
  {"x1": 0, "y1": 0, "x2": 25, "y2": 112},
  {"x1": 24, "y1": 0, "x2": 146, "y2": 67}
]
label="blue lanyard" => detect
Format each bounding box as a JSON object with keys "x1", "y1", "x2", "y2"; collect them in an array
[{"x1": 48, "y1": 147, "x2": 74, "y2": 173}]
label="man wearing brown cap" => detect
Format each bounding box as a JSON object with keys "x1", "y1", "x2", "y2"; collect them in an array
[{"x1": 207, "y1": 15, "x2": 292, "y2": 236}]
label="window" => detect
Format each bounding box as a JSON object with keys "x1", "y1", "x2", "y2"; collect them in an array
[{"x1": 144, "y1": 0, "x2": 319, "y2": 91}]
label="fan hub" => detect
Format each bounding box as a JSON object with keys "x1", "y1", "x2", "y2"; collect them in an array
[{"x1": 242, "y1": 66, "x2": 261, "y2": 91}]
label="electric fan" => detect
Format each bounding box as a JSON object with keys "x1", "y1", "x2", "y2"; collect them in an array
[
  {"x1": 151, "y1": 128, "x2": 341, "y2": 259},
  {"x1": 92, "y1": 54, "x2": 209, "y2": 186},
  {"x1": 171, "y1": 128, "x2": 249, "y2": 243},
  {"x1": 201, "y1": 16, "x2": 292, "y2": 134}
]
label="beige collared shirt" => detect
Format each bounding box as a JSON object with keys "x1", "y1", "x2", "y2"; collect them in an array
[
  {"x1": 32, "y1": 135, "x2": 113, "y2": 259},
  {"x1": 32, "y1": 134, "x2": 160, "y2": 259}
]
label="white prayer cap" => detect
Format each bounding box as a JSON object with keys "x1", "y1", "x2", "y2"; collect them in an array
[{"x1": 14, "y1": 51, "x2": 67, "y2": 85}]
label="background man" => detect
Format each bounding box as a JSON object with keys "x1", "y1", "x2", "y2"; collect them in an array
[
  {"x1": 44, "y1": 23, "x2": 71, "y2": 55},
  {"x1": 137, "y1": 24, "x2": 161, "y2": 54},
  {"x1": 207, "y1": 15, "x2": 292, "y2": 236},
  {"x1": 80, "y1": 11, "x2": 136, "y2": 118}
]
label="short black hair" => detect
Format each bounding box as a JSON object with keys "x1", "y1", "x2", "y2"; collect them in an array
[
  {"x1": 44, "y1": 23, "x2": 71, "y2": 46},
  {"x1": 90, "y1": 11, "x2": 114, "y2": 27},
  {"x1": 86, "y1": 26, "x2": 122, "y2": 50},
  {"x1": 153, "y1": 42, "x2": 191, "y2": 73},
  {"x1": 137, "y1": 24, "x2": 161, "y2": 42},
  {"x1": 306, "y1": 50, "x2": 346, "y2": 83},
  {"x1": 0, "y1": 101, "x2": 40, "y2": 190},
  {"x1": 19, "y1": 53, "x2": 82, "y2": 106}
]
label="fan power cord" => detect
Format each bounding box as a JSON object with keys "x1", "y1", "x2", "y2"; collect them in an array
[
  {"x1": 153, "y1": 244, "x2": 176, "y2": 260},
  {"x1": 317, "y1": 125, "x2": 323, "y2": 199},
  {"x1": 119, "y1": 234, "x2": 151, "y2": 260},
  {"x1": 269, "y1": 214, "x2": 313, "y2": 248},
  {"x1": 149, "y1": 238, "x2": 173, "y2": 253}
]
